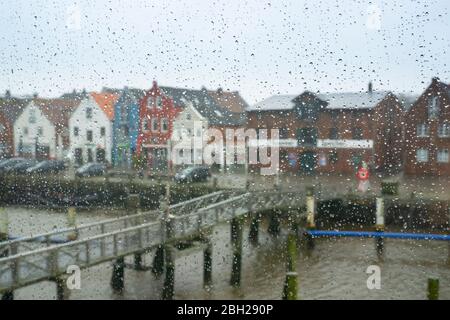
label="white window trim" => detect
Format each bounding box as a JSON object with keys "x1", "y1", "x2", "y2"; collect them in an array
[
  {"x1": 151, "y1": 118, "x2": 158, "y2": 132},
  {"x1": 416, "y1": 149, "x2": 429, "y2": 163},
  {"x1": 438, "y1": 123, "x2": 450, "y2": 138},
  {"x1": 161, "y1": 118, "x2": 169, "y2": 132},
  {"x1": 437, "y1": 149, "x2": 449, "y2": 163},
  {"x1": 417, "y1": 124, "x2": 429, "y2": 138}
]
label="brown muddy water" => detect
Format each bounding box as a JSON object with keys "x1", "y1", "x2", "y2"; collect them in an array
[{"x1": 5, "y1": 206, "x2": 450, "y2": 300}]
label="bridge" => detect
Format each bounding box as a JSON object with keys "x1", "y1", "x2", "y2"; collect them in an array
[
  {"x1": 1, "y1": 188, "x2": 448, "y2": 300},
  {"x1": 0, "y1": 190, "x2": 305, "y2": 299}
]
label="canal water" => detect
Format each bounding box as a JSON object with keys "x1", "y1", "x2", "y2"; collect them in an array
[{"x1": 6, "y1": 207, "x2": 450, "y2": 300}]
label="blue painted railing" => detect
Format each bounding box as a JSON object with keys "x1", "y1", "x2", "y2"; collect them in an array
[{"x1": 307, "y1": 230, "x2": 450, "y2": 241}]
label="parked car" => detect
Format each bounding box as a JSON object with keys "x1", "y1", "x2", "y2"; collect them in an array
[
  {"x1": 75, "y1": 163, "x2": 106, "y2": 177},
  {"x1": 5, "y1": 159, "x2": 39, "y2": 174},
  {"x1": 174, "y1": 166, "x2": 211, "y2": 183},
  {"x1": 0, "y1": 158, "x2": 25, "y2": 173},
  {"x1": 26, "y1": 160, "x2": 66, "y2": 174}
]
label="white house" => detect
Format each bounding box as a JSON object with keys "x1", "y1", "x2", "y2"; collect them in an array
[
  {"x1": 171, "y1": 102, "x2": 208, "y2": 165},
  {"x1": 69, "y1": 92, "x2": 118, "y2": 165},
  {"x1": 14, "y1": 99, "x2": 79, "y2": 160}
]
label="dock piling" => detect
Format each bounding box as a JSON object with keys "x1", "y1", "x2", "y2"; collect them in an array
[
  {"x1": 111, "y1": 257, "x2": 125, "y2": 294},
  {"x1": 230, "y1": 217, "x2": 243, "y2": 287},
  {"x1": 427, "y1": 278, "x2": 439, "y2": 300},
  {"x1": 282, "y1": 233, "x2": 298, "y2": 300}
]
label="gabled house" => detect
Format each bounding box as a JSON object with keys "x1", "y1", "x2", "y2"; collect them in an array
[
  {"x1": 136, "y1": 81, "x2": 181, "y2": 173},
  {"x1": 404, "y1": 77, "x2": 450, "y2": 176},
  {"x1": 14, "y1": 98, "x2": 80, "y2": 160},
  {"x1": 69, "y1": 92, "x2": 119, "y2": 165},
  {"x1": 167, "y1": 86, "x2": 245, "y2": 171},
  {"x1": 0, "y1": 96, "x2": 29, "y2": 158},
  {"x1": 111, "y1": 87, "x2": 145, "y2": 168},
  {"x1": 247, "y1": 83, "x2": 404, "y2": 174}
]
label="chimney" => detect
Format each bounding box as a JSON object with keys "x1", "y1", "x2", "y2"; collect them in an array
[
  {"x1": 152, "y1": 80, "x2": 158, "y2": 89},
  {"x1": 368, "y1": 82, "x2": 373, "y2": 93},
  {"x1": 4, "y1": 90, "x2": 11, "y2": 99},
  {"x1": 432, "y1": 77, "x2": 440, "y2": 85},
  {"x1": 33, "y1": 93, "x2": 38, "y2": 99},
  {"x1": 217, "y1": 87, "x2": 223, "y2": 95}
]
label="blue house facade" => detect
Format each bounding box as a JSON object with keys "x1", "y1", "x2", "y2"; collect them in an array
[{"x1": 111, "y1": 88, "x2": 144, "y2": 168}]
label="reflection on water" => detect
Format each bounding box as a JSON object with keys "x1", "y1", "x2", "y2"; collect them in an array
[{"x1": 6, "y1": 207, "x2": 450, "y2": 300}]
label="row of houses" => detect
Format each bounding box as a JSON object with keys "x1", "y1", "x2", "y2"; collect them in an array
[
  {"x1": 0, "y1": 82, "x2": 248, "y2": 173},
  {"x1": 0, "y1": 78, "x2": 449, "y2": 176},
  {"x1": 246, "y1": 78, "x2": 450, "y2": 176}
]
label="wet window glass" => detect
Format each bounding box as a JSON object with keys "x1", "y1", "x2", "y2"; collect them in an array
[{"x1": 0, "y1": 0, "x2": 449, "y2": 303}]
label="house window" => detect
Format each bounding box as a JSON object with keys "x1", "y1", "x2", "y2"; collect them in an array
[
  {"x1": 352, "y1": 127, "x2": 363, "y2": 139},
  {"x1": 29, "y1": 109, "x2": 36, "y2": 124},
  {"x1": 87, "y1": 130, "x2": 93, "y2": 142},
  {"x1": 437, "y1": 149, "x2": 449, "y2": 163},
  {"x1": 100, "y1": 127, "x2": 105, "y2": 137},
  {"x1": 297, "y1": 127, "x2": 318, "y2": 146},
  {"x1": 438, "y1": 123, "x2": 450, "y2": 138},
  {"x1": 186, "y1": 113, "x2": 191, "y2": 120},
  {"x1": 23, "y1": 127, "x2": 28, "y2": 136},
  {"x1": 417, "y1": 124, "x2": 429, "y2": 137},
  {"x1": 156, "y1": 96, "x2": 163, "y2": 108},
  {"x1": 161, "y1": 118, "x2": 169, "y2": 132},
  {"x1": 428, "y1": 96, "x2": 439, "y2": 119},
  {"x1": 37, "y1": 127, "x2": 43, "y2": 136},
  {"x1": 151, "y1": 118, "x2": 158, "y2": 131},
  {"x1": 143, "y1": 119, "x2": 150, "y2": 131},
  {"x1": 279, "y1": 128, "x2": 288, "y2": 139},
  {"x1": 196, "y1": 128, "x2": 202, "y2": 137},
  {"x1": 329, "y1": 151, "x2": 338, "y2": 164},
  {"x1": 74, "y1": 127, "x2": 79, "y2": 137},
  {"x1": 329, "y1": 128, "x2": 339, "y2": 139},
  {"x1": 86, "y1": 107, "x2": 93, "y2": 119},
  {"x1": 416, "y1": 149, "x2": 429, "y2": 163}
]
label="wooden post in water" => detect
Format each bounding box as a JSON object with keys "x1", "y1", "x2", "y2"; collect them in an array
[
  {"x1": 427, "y1": 278, "x2": 439, "y2": 300},
  {"x1": 126, "y1": 194, "x2": 144, "y2": 271},
  {"x1": 111, "y1": 257, "x2": 125, "y2": 294},
  {"x1": 0, "y1": 207, "x2": 9, "y2": 242},
  {"x1": 304, "y1": 188, "x2": 316, "y2": 250},
  {"x1": 375, "y1": 197, "x2": 385, "y2": 256},
  {"x1": 1, "y1": 215, "x2": 14, "y2": 300},
  {"x1": 230, "y1": 217, "x2": 243, "y2": 287},
  {"x1": 267, "y1": 210, "x2": 281, "y2": 237},
  {"x1": 55, "y1": 277, "x2": 69, "y2": 300},
  {"x1": 282, "y1": 233, "x2": 298, "y2": 300},
  {"x1": 203, "y1": 241, "x2": 213, "y2": 288},
  {"x1": 152, "y1": 245, "x2": 165, "y2": 276},
  {"x1": 248, "y1": 212, "x2": 260, "y2": 245},
  {"x1": 162, "y1": 245, "x2": 175, "y2": 300}
]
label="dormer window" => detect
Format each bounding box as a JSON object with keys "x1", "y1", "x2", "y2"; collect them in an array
[
  {"x1": 86, "y1": 107, "x2": 93, "y2": 119},
  {"x1": 29, "y1": 109, "x2": 36, "y2": 124},
  {"x1": 156, "y1": 96, "x2": 163, "y2": 109},
  {"x1": 428, "y1": 96, "x2": 439, "y2": 119}
]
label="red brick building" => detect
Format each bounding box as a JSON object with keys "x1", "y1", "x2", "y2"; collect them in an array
[
  {"x1": 404, "y1": 78, "x2": 450, "y2": 176},
  {"x1": 247, "y1": 84, "x2": 404, "y2": 175},
  {"x1": 0, "y1": 96, "x2": 29, "y2": 159},
  {"x1": 136, "y1": 81, "x2": 181, "y2": 172}
]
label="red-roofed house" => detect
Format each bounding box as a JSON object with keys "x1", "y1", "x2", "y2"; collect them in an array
[{"x1": 69, "y1": 92, "x2": 119, "y2": 165}]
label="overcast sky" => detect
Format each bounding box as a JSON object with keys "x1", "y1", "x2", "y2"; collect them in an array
[{"x1": 0, "y1": 0, "x2": 449, "y2": 104}]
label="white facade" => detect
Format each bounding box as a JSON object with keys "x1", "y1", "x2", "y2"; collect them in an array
[
  {"x1": 171, "y1": 103, "x2": 208, "y2": 165},
  {"x1": 69, "y1": 96, "x2": 113, "y2": 164},
  {"x1": 13, "y1": 102, "x2": 59, "y2": 159}
]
